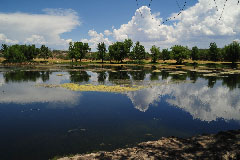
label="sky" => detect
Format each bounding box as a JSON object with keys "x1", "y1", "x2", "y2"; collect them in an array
[{"x1": 0, "y1": 0, "x2": 240, "y2": 51}]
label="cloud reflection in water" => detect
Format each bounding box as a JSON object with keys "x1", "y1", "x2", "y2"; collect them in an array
[
  {"x1": 1, "y1": 71, "x2": 240, "y2": 122},
  {"x1": 127, "y1": 79, "x2": 240, "y2": 122}
]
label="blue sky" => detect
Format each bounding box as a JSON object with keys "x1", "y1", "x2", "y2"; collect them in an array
[{"x1": 0, "y1": 0, "x2": 239, "y2": 50}]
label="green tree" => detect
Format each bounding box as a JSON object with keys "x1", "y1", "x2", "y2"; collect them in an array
[
  {"x1": 39, "y1": 45, "x2": 52, "y2": 60},
  {"x1": 68, "y1": 42, "x2": 76, "y2": 62},
  {"x1": 2, "y1": 44, "x2": 39, "y2": 62},
  {"x1": 2, "y1": 45, "x2": 25, "y2": 62},
  {"x1": 97, "y1": 42, "x2": 107, "y2": 63},
  {"x1": 68, "y1": 42, "x2": 91, "y2": 62},
  {"x1": 224, "y1": 41, "x2": 240, "y2": 63},
  {"x1": 150, "y1": 45, "x2": 160, "y2": 63},
  {"x1": 199, "y1": 49, "x2": 209, "y2": 60},
  {"x1": 145, "y1": 52, "x2": 151, "y2": 60},
  {"x1": 1, "y1": 44, "x2": 8, "y2": 53},
  {"x1": 108, "y1": 39, "x2": 133, "y2": 63},
  {"x1": 161, "y1": 49, "x2": 170, "y2": 61},
  {"x1": 191, "y1": 46, "x2": 199, "y2": 61},
  {"x1": 132, "y1": 41, "x2": 146, "y2": 61},
  {"x1": 209, "y1": 42, "x2": 219, "y2": 61},
  {"x1": 1, "y1": 44, "x2": 8, "y2": 58},
  {"x1": 86, "y1": 52, "x2": 98, "y2": 61},
  {"x1": 74, "y1": 42, "x2": 91, "y2": 62},
  {"x1": 108, "y1": 44, "x2": 115, "y2": 63},
  {"x1": 108, "y1": 42, "x2": 125, "y2": 63},
  {"x1": 115, "y1": 42, "x2": 126, "y2": 63},
  {"x1": 124, "y1": 39, "x2": 133, "y2": 56},
  {"x1": 28, "y1": 45, "x2": 38, "y2": 60},
  {"x1": 171, "y1": 45, "x2": 189, "y2": 64}
]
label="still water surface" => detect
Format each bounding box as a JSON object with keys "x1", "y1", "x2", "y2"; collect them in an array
[{"x1": 0, "y1": 65, "x2": 240, "y2": 160}]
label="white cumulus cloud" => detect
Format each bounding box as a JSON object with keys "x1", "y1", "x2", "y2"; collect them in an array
[
  {"x1": 25, "y1": 35, "x2": 47, "y2": 45},
  {"x1": 109, "y1": 0, "x2": 240, "y2": 50},
  {"x1": 81, "y1": 30, "x2": 112, "y2": 50},
  {"x1": 104, "y1": 30, "x2": 112, "y2": 36},
  {"x1": 0, "y1": 8, "x2": 80, "y2": 48},
  {"x1": 0, "y1": 33, "x2": 19, "y2": 44}
]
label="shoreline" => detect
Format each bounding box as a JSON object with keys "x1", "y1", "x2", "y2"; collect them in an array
[
  {"x1": 58, "y1": 129, "x2": 240, "y2": 160},
  {"x1": 1, "y1": 57, "x2": 240, "y2": 65}
]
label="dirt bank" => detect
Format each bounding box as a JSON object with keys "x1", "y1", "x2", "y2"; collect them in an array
[{"x1": 58, "y1": 129, "x2": 240, "y2": 160}]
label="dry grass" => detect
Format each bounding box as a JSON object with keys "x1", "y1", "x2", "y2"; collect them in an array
[
  {"x1": 33, "y1": 58, "x2": 71, "y2": 63},
  {"x1": 0, "y1": 57, "x2": 238, "y2": 65},
  {"x1": 0, "y1": 57, "x2": 4, "y2": 63}
]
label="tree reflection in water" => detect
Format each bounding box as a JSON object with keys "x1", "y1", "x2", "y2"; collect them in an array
[
  {"x1": 3, "y1": 71, "x2": 51, "y2": 83},
  {"x1": 69, "y1": 71, "x2": 91, "y2": 83}
]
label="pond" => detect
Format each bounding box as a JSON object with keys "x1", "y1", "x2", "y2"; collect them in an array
[{"x1": 0, "y1": 64, "x2": 240, "y2": 160}]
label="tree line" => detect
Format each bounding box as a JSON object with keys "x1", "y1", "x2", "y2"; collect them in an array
[
  {"x1": 69, "y1": 40, "x2": 240, "y2": 64},
  {"x1": 1, "y1": 40, "x2": 240, "y2": 63},
  {"x1": 0, "y1": 44, "x2": 52, "y2": 62}
]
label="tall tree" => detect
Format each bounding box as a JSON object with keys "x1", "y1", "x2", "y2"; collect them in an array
[
  {"x1": 150, "y1": 45, "x2": 160, "y2": 63},
  {"x1": 97, "y1": 42, "x2": 107, "y2": 63},
  {"x1": 115, "y1": 42, "x2": 126, "y2": 63},
  {"x1": 108, "y1": 39, "x2": 133, "y2": 63},
  {"x1": 68, "y1": 42, "x2": 91, "y2": 62},
  {"x1": 161, "y1": 49, "x2": 170, "y2": 61},
  {"x1": 108, "y1": 42, "x2": 126, "y2": 63},
  {"x1": 124, "y1": 39, "x2": 133, "y2": 55},
  {"x1": 108, "y1": 44, "x2": 115, "y2": 63},
  {"x1": 209, "y1": 42, "x2": 219, "y2": 61},
  {"x1": 1, "y1": 44, "x2": 8, "y2": 53},
  {"x1": 171, "y1": 45, "x2": 189, "y2": 64},
  {"x1": 2, "y1": 44, "x2": 25, "y2": 62},
  {"x1": 40, "y1": 45, "x2": 52, "y2": 60},
  {"x1": 68, "y1": 42, "x2": 76, "y2": 62},
  {"x1": 191, "y1": 46, "x2": 199, "y2": 61},
  {"x1": 2, "y1": 44, "x2": 40, "y2": 62},
  {"x1": 198, "y1": 49, "x2": 209, "y2": 60},
  {"x1": 224, "y1": 41, "x2": 240, "y2": 63},
  {"x1": 123, "y1": 39, "x2": 133, "y2": 57},
  {"x1": 132, "y1": 41, "x2": 146, "y2": 61},
  {"x1": 74, "y1": 42, "x2": 91, "y2": 62}
]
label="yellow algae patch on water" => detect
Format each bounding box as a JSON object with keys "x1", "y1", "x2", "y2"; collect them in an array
[
  {"x1": 168, "y1": 71, "x2": 187, "y2": 75},
  {"x1": 152, "y1": 70, "x2": 161, "y2": 73},
  {"x1": 60, "y1": 83, "x2": 144, "y2": 93},
  {"x1": 203, "y1": 73, "x2": 219, "y2": 77}
]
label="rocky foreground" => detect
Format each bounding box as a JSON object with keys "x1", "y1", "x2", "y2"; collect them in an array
[{"x1": 59, "y1": 130, "x2": 240, "y2": 160}]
